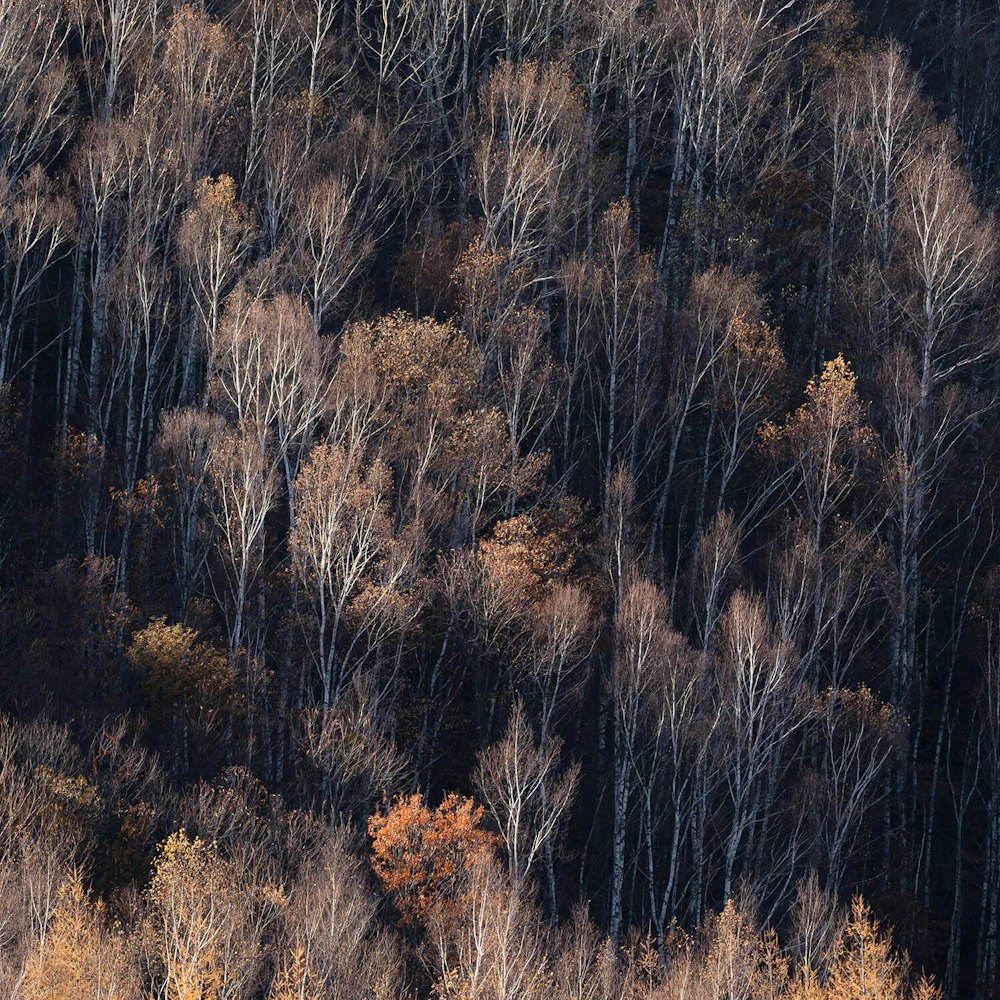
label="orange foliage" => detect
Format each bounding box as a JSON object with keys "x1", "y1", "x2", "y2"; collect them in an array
[{"x1": 368, "y1": 793, "x2": 498, "y2": 928}]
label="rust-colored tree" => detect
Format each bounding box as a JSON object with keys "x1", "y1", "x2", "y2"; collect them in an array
[{"x1": 368, "y1": 792, "x2": 497, "y2": 929}]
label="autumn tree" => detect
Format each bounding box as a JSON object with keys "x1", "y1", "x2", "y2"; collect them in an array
[
  {"x1": 368, "y1": 792, "x2": 497, "y2": 929},
  {"x1": 267, "y1": 942, "x2": 323, "y2": 1000},
  {"x1": 127, "y1": 617, "x2": 234, "y2": 773},
  {"x1": 763, "y1": 354, "x2": 874, "y2": 552},
  {"x1": 21, "y1": 869, "x2": 137, "y2": 1000},
  {"x1": 146, "y1": 830, "x2": 281, "y2": 1000},
  {"x1": 821, "y1": 897, "x2": 940, "y2": 1000}
]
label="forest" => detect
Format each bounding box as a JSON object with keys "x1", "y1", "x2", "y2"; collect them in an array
[{"x1": 1, "y1": 0, "x2": 1000, "y2": 996}]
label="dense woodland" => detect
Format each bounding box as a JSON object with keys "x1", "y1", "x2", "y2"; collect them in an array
[{"x1": 3, "y1": 0, "x2": 1000, "y2": 996}]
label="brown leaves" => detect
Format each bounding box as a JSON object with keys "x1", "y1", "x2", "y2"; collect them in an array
[{"x1": 464, "y1": 502, "x2": 584, "y2": 649}]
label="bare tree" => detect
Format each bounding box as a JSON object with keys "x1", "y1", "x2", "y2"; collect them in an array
[
  {"x1": 285, "y1": 827, "x2": 406, "y2": 997},
  {"x1": 159, "y1": 5, "x2": 242, "y2": 181},
  {"x1": 686, "y1": 508, "x2": 741, "y2": 648},
  {"x1": 472, "y1": 59, "x2": 586, "y2": 275},
  {"x1": 211, "y1": 290, "x2": 329, "y2": 519},
  {"x1": 608, "y1": 575, "x2": 671, "y2": 942},
  {"x1": 818, "y1": 686, "x2": 900, "y2": 893},
  {"x1": 206, "y1": 419, "x2": 277, "y2": 656},
  {"x1": 475, "y1": 698, "x2": 579, "y2": 891},
  {"x1": 561, "y1": 200, "x2": 663, "y2": 519},
  {"x1": 0, "y1": 0, "x2": 73, "y2": 182},
  {"x1": 289, "y1": 443, "x2": 393, "y2": 709},
  {"x1": 713, "y1": 589, "x2": 808, "y2": 905},
  {"x1": 431, "y1": 860, "x2": 553, "y2": 1000},
  {"x1": 652, "y1": 267, "x2": 763, "y2": 548},
  {"x1": 177, "y1": 175, "x2": 258, "y2": 401},
  {"x1": 0, "y1": 167, "x2": 75, "y2": 385},
  {"x1": 289, "y1": 175, "x2": 374, "y2": 332},
  {"x1": 155, "y1": 407, "x2": 225, "y2": 615},
  {"x1": 656, "y1": 0, "x2": 818, "y2": 273},
  {"x1": 68, "y1": 0, "x2": 161, "y2": 124}
]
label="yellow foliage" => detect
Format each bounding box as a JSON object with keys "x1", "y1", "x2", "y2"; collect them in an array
[
  {"x1": 761, "y1": 354, "x2": 871, "y2": 450},
  {"x1": 659, "y1": 896, "x2": 940, "y2": 1000},
  {"x1": 147, "y1": 832, "x2": 233, "y2": 1000},
  {"x1": 823, "y1": 897, "x2": 902, "y2": 1000},
  {"x1": 33, "y1": 766, "x2": 102, "y2": 828},
  {"x1": 176, "y1": 172, "x2": 257, "y2": 280},
  {"x1": 21, "y1": 870, "x2": 134, "y2": 1000},
  {"x1": 364, "y1": 311, "x2": 476, "y2": 411},
  {"x1": 127, "y1": 618, "x2": 234, "y2": 719},
  {"x1": 268, "y1": 941, "x2": 324, "y2": 1000},
  {"x1": 789, "y1": 966, "x2": 827, "y2": 1000}
]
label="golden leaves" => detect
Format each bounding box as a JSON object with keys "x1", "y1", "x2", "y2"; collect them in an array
[
  {"x1": 268, "y1": 941, "x2": 324, "y2": 1000},
  {"x1": 148, "y1": 832, "x2": 230, "y2": 1000},
  {"x1": 655, "y1": 895, "x2": 940, "y2": 1000},
  {"x1": 126, "y1": 618, "x2": 234, "y2": 719},
  {"x1": 22, "y1": 870, "x2": 135, "y2": 1000},
  {"x1": 821, "y1": 897, "x2": 905, "y2": 1000},
  {"x1": 177, "y1": 174, "x2": 258, "y2": 272},
  {"x1": 759, "y1": 354, "x2": 875, "y2": 535},
  {"x1": 32, "y1": 767, "x2": 102, "y2": 834},
  {"x1": 366, "y1": 311, "x2": 477, "y2": 414}
]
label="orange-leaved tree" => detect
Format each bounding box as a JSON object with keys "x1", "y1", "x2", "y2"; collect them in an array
[{"x1": 368, "y1": 793, "x2": 497, "y2": 929}]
